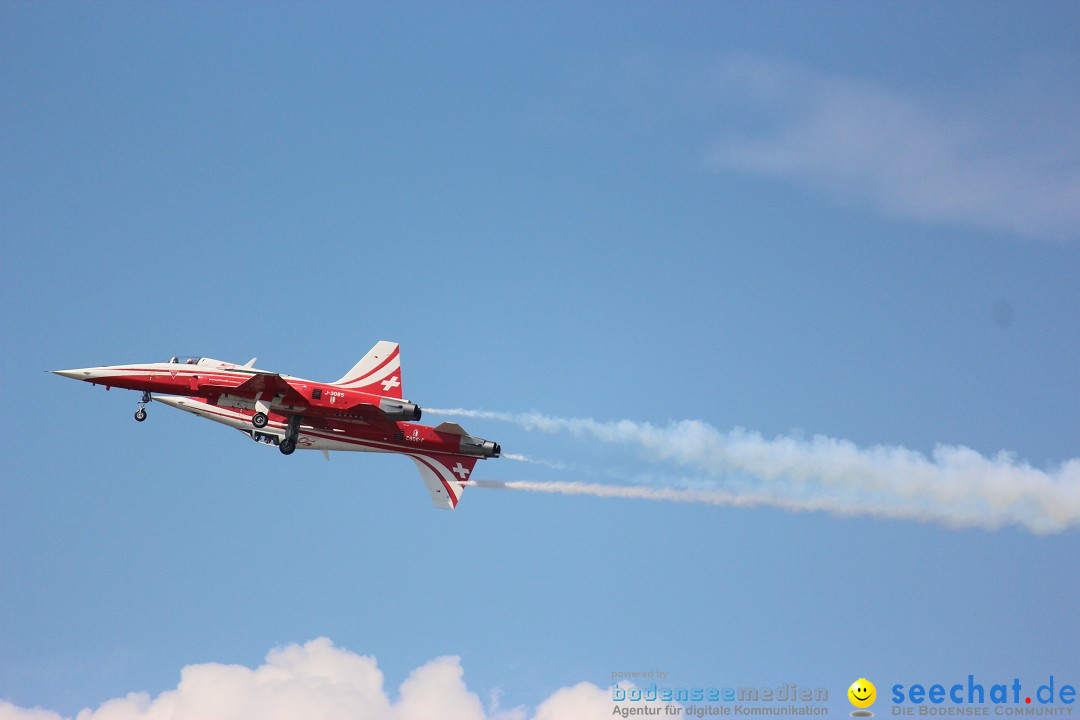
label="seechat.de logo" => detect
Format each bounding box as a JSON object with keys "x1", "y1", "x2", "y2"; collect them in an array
[{"x1": 849, "y1": 678, "x2": 877, "y2": 717}]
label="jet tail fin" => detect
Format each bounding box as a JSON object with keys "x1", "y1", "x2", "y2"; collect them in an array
[
  {"x1": 411, "y1": 453, "x2": 478, "y2": 510},
  {"x1": 331, "y1": 341, "x2": 403, "y2": 398}
]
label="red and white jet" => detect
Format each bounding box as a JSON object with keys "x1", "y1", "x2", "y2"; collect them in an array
[{"x1": 53, "y1": 341, "x2": 500, "y2": 509}]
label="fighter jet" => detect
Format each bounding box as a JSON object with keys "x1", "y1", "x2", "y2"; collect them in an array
[{"x1": 53, "y1": 342, "x2": 499, "y2": 509}]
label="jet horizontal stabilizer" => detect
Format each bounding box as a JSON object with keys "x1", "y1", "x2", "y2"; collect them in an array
[{"x1": 434, "y1": 422, "x2": 467, "y2": 436}]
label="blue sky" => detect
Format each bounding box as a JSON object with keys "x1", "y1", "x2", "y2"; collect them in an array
[{"x1": 2, "y1": 1, "x2": 1078, "y2": 717}]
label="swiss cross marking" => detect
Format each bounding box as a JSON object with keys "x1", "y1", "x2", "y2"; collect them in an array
[
  {"x1": 381, "y1": 375, "x2": 401, "y2": 392},
  {"x1": 452, "y1": 462, "x2": 470, "y2": 479}
]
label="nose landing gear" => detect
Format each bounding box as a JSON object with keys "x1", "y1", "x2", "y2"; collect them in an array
[{"x1": 134, "y1": 391, "x2": 151, "y2": 422}]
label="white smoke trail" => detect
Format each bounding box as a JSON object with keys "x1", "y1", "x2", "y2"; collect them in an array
[
  {"x1": 501, "y1": 452, "x2": 567, "y2": 470},
  {"x1": 471, "y1": 479, "x2": 811, "y2": 510},
  {"x1": 431, "y1": 409, "x2": 1080, "y2": 534}
]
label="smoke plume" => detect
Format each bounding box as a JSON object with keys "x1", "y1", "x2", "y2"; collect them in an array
[{"x1": 432, "y1": 409, "x2": 1080, "y2": 534}]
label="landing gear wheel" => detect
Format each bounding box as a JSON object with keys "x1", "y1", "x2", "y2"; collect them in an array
[
  {"x1": 278, "y1": 414, "x2": 302, "y2": 456},
  {"x1": 135, "y1": 391, "x2": 151, "y2": 421},
  {"x1": 252, "y1": 412, "x2": 268, "y2": 429}
]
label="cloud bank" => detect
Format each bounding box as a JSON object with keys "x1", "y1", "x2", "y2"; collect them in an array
[
  {"x1": 0, "y1": 639, "x2": 613, "y2": 720},
  {"x1": 433, "y1": 409, "x2": 1080, "y2": 534},
  {"x1": 707, "y1": 56, "x2": 1080, "y2": 241}
]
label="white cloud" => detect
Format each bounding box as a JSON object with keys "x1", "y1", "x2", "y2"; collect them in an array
[
  {"x1": 532, "y1": 682, "x2": 619, "y2": 720},
  {"x1": 0, "y1": 639, "x2": 610, "y2": 720},
  {"x1": 707, "y1": 56, "x2": 1080, "y2": 241},
  {"x1": 0, "y1": 704, "x2": 63, "y2": 720},
  {"x1": 394, "y1": 656, "x2": 486, "y2": 720}
]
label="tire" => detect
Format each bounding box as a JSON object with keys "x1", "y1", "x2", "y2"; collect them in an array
[
  {"x1": 134, "y1": 408, "x2": 147, "y2": 422},
  {"x1": 279, "y1": 438, "x2": 296, "y2": 455},
  {"x1": 252, "y1": 412, "x2": 269, "y2": 429}
]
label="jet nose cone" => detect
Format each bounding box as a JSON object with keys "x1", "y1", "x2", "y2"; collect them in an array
[
  {"x1": 51, "y1": 367, "x2": 114, "y2": 382},
  {"x1": 52, "y1": 369, "x2": 92, "y2": 380}
]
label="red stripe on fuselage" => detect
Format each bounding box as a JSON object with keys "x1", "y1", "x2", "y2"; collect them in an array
[{"x1": 179, "y1": 401, "x2": 467, "y2": 460}]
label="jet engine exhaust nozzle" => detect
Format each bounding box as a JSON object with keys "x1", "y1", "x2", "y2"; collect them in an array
[
  {"x1": 459, "y1": 436, "x2": 501, "y2": 458},
  {"x1": 379, "y1": 399, "x2": 422, "y2": 421}
]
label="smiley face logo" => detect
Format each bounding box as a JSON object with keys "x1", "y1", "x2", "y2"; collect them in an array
[{"x1": 848, "y1": 678, "x2": 876, "y2": 709}]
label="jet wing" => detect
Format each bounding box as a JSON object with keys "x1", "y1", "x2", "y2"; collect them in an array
[
  {"x1": 203, "y1": 371, "x2": 309, "y2": 406},
  {"x1": 410, "y1": 454, "x2": 478, "y2": 510}
]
